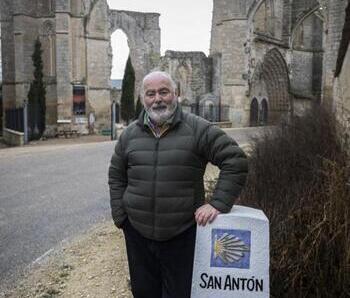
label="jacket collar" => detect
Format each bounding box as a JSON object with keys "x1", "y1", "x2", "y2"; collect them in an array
[{"x1": 137, "y1": 104, "x2": 183, "y2": 129}]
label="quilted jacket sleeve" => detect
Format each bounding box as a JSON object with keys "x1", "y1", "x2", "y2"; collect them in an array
[
  {"x1": 108, "y1": 132, "x2": 128, "y2": 228},
  {"x1": 199, "y1": 124, "x2": 248, "y2": 213}
]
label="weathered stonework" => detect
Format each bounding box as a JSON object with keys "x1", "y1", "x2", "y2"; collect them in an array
[
  {"x1": 0, "y1": 0, "x2": 349, "y2": 135},
  {"x1": 159, "y1": 51, "x2": 212, "y2": 104},
  {"x1": 0, "y1": 0, "x2": 160, "y2": 134},
  {"x1": 109, "y1": 10, "x2": 161, "y2": 104},
  {"x1": 210, "y1": 0, "x2": 326, "y2": 126},
  {"x1": 333, "y1": 0, "x2": 350, "y2": 153}
]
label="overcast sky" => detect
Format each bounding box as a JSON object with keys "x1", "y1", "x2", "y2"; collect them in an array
[{"x1": 107, "y1": 0, "x2": 213, "y2": 79}]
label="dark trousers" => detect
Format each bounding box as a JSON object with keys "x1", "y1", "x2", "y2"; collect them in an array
[{"x1": 122, "y1": 220, "x2": 196, "y2": 298}]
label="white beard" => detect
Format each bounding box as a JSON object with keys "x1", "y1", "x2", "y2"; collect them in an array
[{"x1": 145, "y1": 100, "x2": 178, "y2": 125}]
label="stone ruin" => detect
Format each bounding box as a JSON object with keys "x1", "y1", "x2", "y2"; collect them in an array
[{"x1": 0, "y1": 0, "x2": 349, "y2": 136}]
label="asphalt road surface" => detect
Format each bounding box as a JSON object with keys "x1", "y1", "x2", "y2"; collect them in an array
[
  {"x1": 0, "y1": 126, "x2": 267, "y2": 291},
  {"x1": 0, "y1": 141, "x2": 116, "y2": 291}
]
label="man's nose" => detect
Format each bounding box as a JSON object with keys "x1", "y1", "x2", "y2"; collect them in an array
[{"x1": 154, "y1": 93, "x2": 163, "y2": 103}]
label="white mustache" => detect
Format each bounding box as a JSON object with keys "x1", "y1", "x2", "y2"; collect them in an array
[{"x1": 152, "y1": 104, "x2": 167, "y2": 110}]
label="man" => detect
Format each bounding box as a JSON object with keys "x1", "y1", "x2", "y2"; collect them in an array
[{"x1": 108, "y1": 71, "x2": 248, "y2": 298}]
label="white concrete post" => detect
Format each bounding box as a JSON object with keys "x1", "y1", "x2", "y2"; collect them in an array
[{"x1": 191, "y1": 205, "x2": 269, "y2": 297}]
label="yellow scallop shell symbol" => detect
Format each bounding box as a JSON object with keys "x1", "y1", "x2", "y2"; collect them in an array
[{"x1": 214, "y1": 233, "x2": 250, "y2": 264}]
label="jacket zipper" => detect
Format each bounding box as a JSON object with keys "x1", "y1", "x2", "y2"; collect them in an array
[{"x1": 151, "y1": 137, "x2": 160, "y2": 238}]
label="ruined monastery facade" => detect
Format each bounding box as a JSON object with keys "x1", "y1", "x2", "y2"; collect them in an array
[{"x1": 0, "y1": 0, "x2": 349, "y2": 136}]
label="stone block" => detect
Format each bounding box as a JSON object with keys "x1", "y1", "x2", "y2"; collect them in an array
[
  {"x1": 191, "y1": 205, "x2": 269, "y2": 297},
  {"x1": 3, "y1": 128, "x2": 24, "y2": 146}
]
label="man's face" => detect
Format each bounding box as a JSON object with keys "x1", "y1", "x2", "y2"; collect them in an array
[{"x1": 142, "y1": 75, "x2": 178, "y2": 124}]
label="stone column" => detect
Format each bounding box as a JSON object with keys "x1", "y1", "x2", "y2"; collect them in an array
[
  {"x1": 1, "y1": 0, "x2": 16, "y2": 111},
  {"x1": 55, "y1": 0, "x2": 72, "y2": 120},
  {"x1": 210, "y1": 0, "x2": 250, "y2": 126}
]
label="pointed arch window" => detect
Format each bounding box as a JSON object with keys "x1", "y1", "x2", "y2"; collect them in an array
[{"x1": 250, "y1": 98, "x2": 259, "y2": 127}]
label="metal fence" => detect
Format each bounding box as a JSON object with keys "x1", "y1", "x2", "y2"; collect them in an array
[
  {"x1": 181, "y1": 103, "x2": 231, "y2": 122},
  {"x1": 5, "y1": 107, "x2": 24, "y2": 132}
]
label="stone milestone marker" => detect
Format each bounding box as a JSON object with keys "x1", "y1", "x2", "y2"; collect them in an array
[{"x1": 191, "y1": 205, "x2": 269, "y2": 298}]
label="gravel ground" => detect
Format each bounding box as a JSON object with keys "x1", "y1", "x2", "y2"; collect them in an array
[{"x1": 2, "y1": 221, "x2": 131, "y2": 298}]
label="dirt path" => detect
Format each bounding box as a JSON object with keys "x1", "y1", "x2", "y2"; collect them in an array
[{"x1": 3, "y1": 221, "x2": 131, "y2": 298}]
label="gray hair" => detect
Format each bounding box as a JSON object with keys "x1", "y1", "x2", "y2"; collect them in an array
[{"x1": 141, "y1": 71, "x2": 177, "y2": 98}]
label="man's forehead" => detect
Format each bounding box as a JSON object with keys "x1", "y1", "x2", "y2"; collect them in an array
[{"x1": 143, "y1": 75, "x2": 172, "y2": 90}]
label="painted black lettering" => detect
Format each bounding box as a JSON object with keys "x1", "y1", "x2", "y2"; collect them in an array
[
  {"x1": 199, "y1": 273, "x2": 208, "y2": 289},
  {"x1": 240, "y1": 278, "x2": 247, "y2": 290},
  {"x1": 207, "y1": 276, "x2": 214, "y2": 289},
  {"x1": 214, "y1": 276, "x2": 222, "y2": 289},
  {"x1": 256, "y1": 279, "x2": 264, "y2": 292},
  {"x1": 232, "y1": 277, "x2": 240, "y2": 290},
  {"x1": 224, "y1": 275, "x2": 232, "y2": 290},
  {"x1": 247, "y1": 278, "x2": 255, "y2": 291}
]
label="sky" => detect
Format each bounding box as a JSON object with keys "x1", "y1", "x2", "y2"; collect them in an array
[{"x1": 107, "y1": 0, "x2": 213, "y2": 79}]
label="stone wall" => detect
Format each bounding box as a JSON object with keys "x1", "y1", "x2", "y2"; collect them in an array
[
  {"x1": 333, "y1": 0, "x2": 350, "y2": 153},
  {"x1": 0, "y1": 22, "x2": 2, "y2": 82},
  {"x1": 209, "y1": 0, "x2": 349, "y2": 126},
  {"x1": 210, "y1": 0, "x2": 294, "y2": 126},
  {"x1": 323, "y1": 0, "x2": 348, "y2": 104},
  {"x1": 159, "y1": 51, "x2": 212, "y2": 104},
  {"x1": 334, "y1": 46, "x2": 350, "y2": 151},
  {"x1": 1, "y1": 0, "x2": 161, "y2": 135},
  {"x1": 1, "y1": 0, "x2": 350, "y2": 136}
]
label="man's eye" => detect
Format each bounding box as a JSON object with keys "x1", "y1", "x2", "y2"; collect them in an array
[
  {"x1": 146, "y1": 92, "x2": 156, "y2": 97},
  {"x1": 159, "y1": 90, "x2": 170, "y2": 96}
]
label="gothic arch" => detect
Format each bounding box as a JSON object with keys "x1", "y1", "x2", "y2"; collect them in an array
[
  {"x1": 290, "y1": 4, "x2": 324, "y2": 98},
  {"x1": 260, "y1": 98, "x2": 268, "y2": 125},
  {"x1": 109, "y1": 10, "x2": 160, "y2": 98},
  {"x1": 250, "y1": 97, "x2": 259, "y2": 126},
  {"x1": 261, "y1": 48, "x2": 290, "y2": 112},
  {"x1": 248, "y1": 0, "x2": 285, "y2": 39},
  {"x1": 252, "y1": 0, "x2": 274, "y2": 35},
  {"x1": 291, "y1": 5, "x2": 324, "y2": 48}
]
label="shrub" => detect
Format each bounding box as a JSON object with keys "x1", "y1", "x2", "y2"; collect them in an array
[{"x1": 239, "y1": 106, "x2": 350, "y2": 297}]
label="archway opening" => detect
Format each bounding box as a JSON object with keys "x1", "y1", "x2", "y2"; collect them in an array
[
  {"x1": 111, "y1": 29, "x2": 129, "y2": 81},
  {"x1": 260, "y1": 98, "x2": 268, "y2": 125},
  {"x1": 110, "y1": 29, "x2": 130, "y2": 123},
  {"x1": 250, "y1": 98, "x2": 259, "y2": 127}
]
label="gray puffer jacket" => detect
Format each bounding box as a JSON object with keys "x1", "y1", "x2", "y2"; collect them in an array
[{"x1": 108, "y1": 107, "x2": 248, "y2": 241}]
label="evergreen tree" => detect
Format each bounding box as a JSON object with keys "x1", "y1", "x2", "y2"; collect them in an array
[
  {"x1": 121, "y1": 56, "x2": 135, "y2": 124},
  {"x1": 27, "y1": 38, "x2": 46, "y2": 140},
  {"x1": 135, "y1": 95, "x2": 143, "y2": 120}
]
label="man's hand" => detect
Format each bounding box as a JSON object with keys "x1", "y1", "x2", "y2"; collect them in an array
[{"x1": 195, "y1": 204, "x2": 221, "y2": 226}]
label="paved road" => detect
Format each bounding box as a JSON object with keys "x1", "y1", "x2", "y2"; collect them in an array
[
  {"x1": 0, "y1": 126, "x2": 268, "y2": 290},
  {"x1": 0, "y1": 141, "x2": 116, "y2": 290}
]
